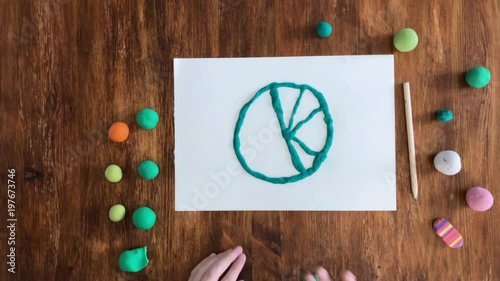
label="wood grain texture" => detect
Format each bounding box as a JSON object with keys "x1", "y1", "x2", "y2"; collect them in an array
[{"x1": 1, "y1": 0, "x2": 499, "y2": 280}]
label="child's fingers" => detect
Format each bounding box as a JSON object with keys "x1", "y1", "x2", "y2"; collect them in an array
[
  {"x1": 303, "y1": 273, "x2": 317, "y2": 281},
  {"x1": 189, "y1": 253, "x2": 217, "y2": 281},
  {"x1": 315, "y1": 267, "x2": 331, "y2": 281},
  {"x1": 221, "y1": 253, "x2": 246, "y2": 281},
  {"x1": 202, "y1": 246, "x2": 244, "y2": 280},
  {"x1": 340, "y1": 270, "x2": 356, "y2": 281}
]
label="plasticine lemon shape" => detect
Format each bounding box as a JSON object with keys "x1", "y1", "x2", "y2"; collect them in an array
[{"x1": 233, "y1": 82, "x2": 334, "y2": 184}]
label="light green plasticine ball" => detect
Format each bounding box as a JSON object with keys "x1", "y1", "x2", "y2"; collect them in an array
[
  {"x1": 109, "y1": 204, "x2": 126, "y2": 222},
  {"x1": 393, "y1": 28, "x2": 419, "y2": 52},
  {"x1": 132, "y1": 206, "x2": 156, "y2": 230},
  {"x1": 465, "y1": 66, "x2": 491, "y2": 88},
  {"x1": 105, "y1": 164, "x2": 123, "y2": 183},
  {"x1": 136, "y1": 108, "x2": 159, "y2": 130},
  {"x1": 137, "y1": 160, "x2": 159, "y2": 180},
  {"x1": 119, "y1": 246, "x2": 149, "y2": 272}
]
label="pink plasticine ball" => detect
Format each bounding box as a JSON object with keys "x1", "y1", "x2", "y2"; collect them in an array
[{"x1": 466, "y1": 187, "x2": 494, "y2": 212}]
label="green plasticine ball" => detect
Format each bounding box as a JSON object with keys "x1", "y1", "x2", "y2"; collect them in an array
[
  {"x1": 316, "y1": 21, "x2": 332, "y2": 38},
  {"x1": 136, "y1": 108, "x2": 159, "y2": 130},
  {"x1": 436, "y1": 109, "x2": 453, "y2": 122},
  {"x1": 393, "y1": 28, "x2": 419, "y2": 52},
  {"x1": 105, "y1": 164, "x2": 123, "y2": 183},
  {"x1": 133, "y1": 206, "x2": 156, "y2": 230},
  {"x1": 109, "y1": 204, "x2": 126, "y2": 222},
  {"x1": 119, "y1": 246, "x2": 149, "y2": 272},
  {"x1": 465, "y1": 66, "x2": 491, "y2": 88},
  {"x1": 137, "y1": 160, "x2": 159, "y2": 180}
]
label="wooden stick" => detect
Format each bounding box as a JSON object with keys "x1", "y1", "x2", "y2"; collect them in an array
[{"x1": 403, "y1": 82, "x2": 418, "y2": 200}]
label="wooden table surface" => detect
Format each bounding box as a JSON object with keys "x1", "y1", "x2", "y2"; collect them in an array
[{"x1": 1, "y1": 0, "x2": 499, "y2": 280}]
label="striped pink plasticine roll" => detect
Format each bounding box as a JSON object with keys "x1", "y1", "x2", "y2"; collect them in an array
[{"x1": 433, "y1": 218, "x2": 463, "y2": 248}]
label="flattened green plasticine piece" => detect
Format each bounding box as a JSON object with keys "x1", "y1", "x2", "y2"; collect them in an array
[{"x1": 119, "y1": 246, "x2": 149, "y2": 272}]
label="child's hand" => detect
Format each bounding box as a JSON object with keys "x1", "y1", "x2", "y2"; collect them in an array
[
  {"x1": 304, "y1": 267, "x2": 356, "y2": 281},
  {"x1": 188, "y1": 246, "x2": 246, "y2": 281}
]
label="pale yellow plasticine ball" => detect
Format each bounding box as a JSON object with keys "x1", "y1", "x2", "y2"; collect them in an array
[
  {"x1": 109, "y1": 204, "x2": 126, "y2": 222},
  {"x1": 105, "y1": 164, "x2": 123, "y2": 183}
]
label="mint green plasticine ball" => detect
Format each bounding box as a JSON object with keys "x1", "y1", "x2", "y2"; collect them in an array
[
  {"x1": 136, "y1": 108, "x2": 159, "y2": 130},
  {"x1": 137, "y1": 160, "x2": 159, "y2": 180},
  {"x1": 393, "y1": 28, "x2": 419, "y2": 52},
  {"x1": 132, "y1": 206, "x2": 156, "y2": 230},
  {"x1": 465, "y1": 66, "x2": 490, "y2": 88}
]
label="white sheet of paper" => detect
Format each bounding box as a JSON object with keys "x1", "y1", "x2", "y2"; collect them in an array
[{"x1": 174, "y1": 55, "x2": 396, "y2": 211}]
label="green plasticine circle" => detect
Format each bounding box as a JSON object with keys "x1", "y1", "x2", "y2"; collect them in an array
[
  {"x1": 118, "y1": 246, "x2": 149, "y2": 272},
  {"x1": 137, "y1": 160, "x2": 159, "y2": 180},
  {"x1": 136, "y1": 108, "x2": 159, "y2": 130},
  {"x1": 133, "y1": 206, "x2": 156, "y2": 230},
  {"x1": 233, "y1": 82, "x2": 334, "y2": 184},
  {"x1": 465, "y1": 66, "x2": 490, "y2": 88}
]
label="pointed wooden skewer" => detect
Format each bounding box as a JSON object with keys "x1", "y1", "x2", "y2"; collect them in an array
[{"x1": 403, "y1": 82, "x2": 418, "y2": 200}]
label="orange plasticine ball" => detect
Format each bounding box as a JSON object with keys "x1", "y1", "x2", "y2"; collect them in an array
[{"x1": 108, "y1": 122, "x2": 129, "y2": 142}]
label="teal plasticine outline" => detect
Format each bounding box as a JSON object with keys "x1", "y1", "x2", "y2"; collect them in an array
[{"x1": 233, "y1": 82, "x2": 334, "y2": 184}]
